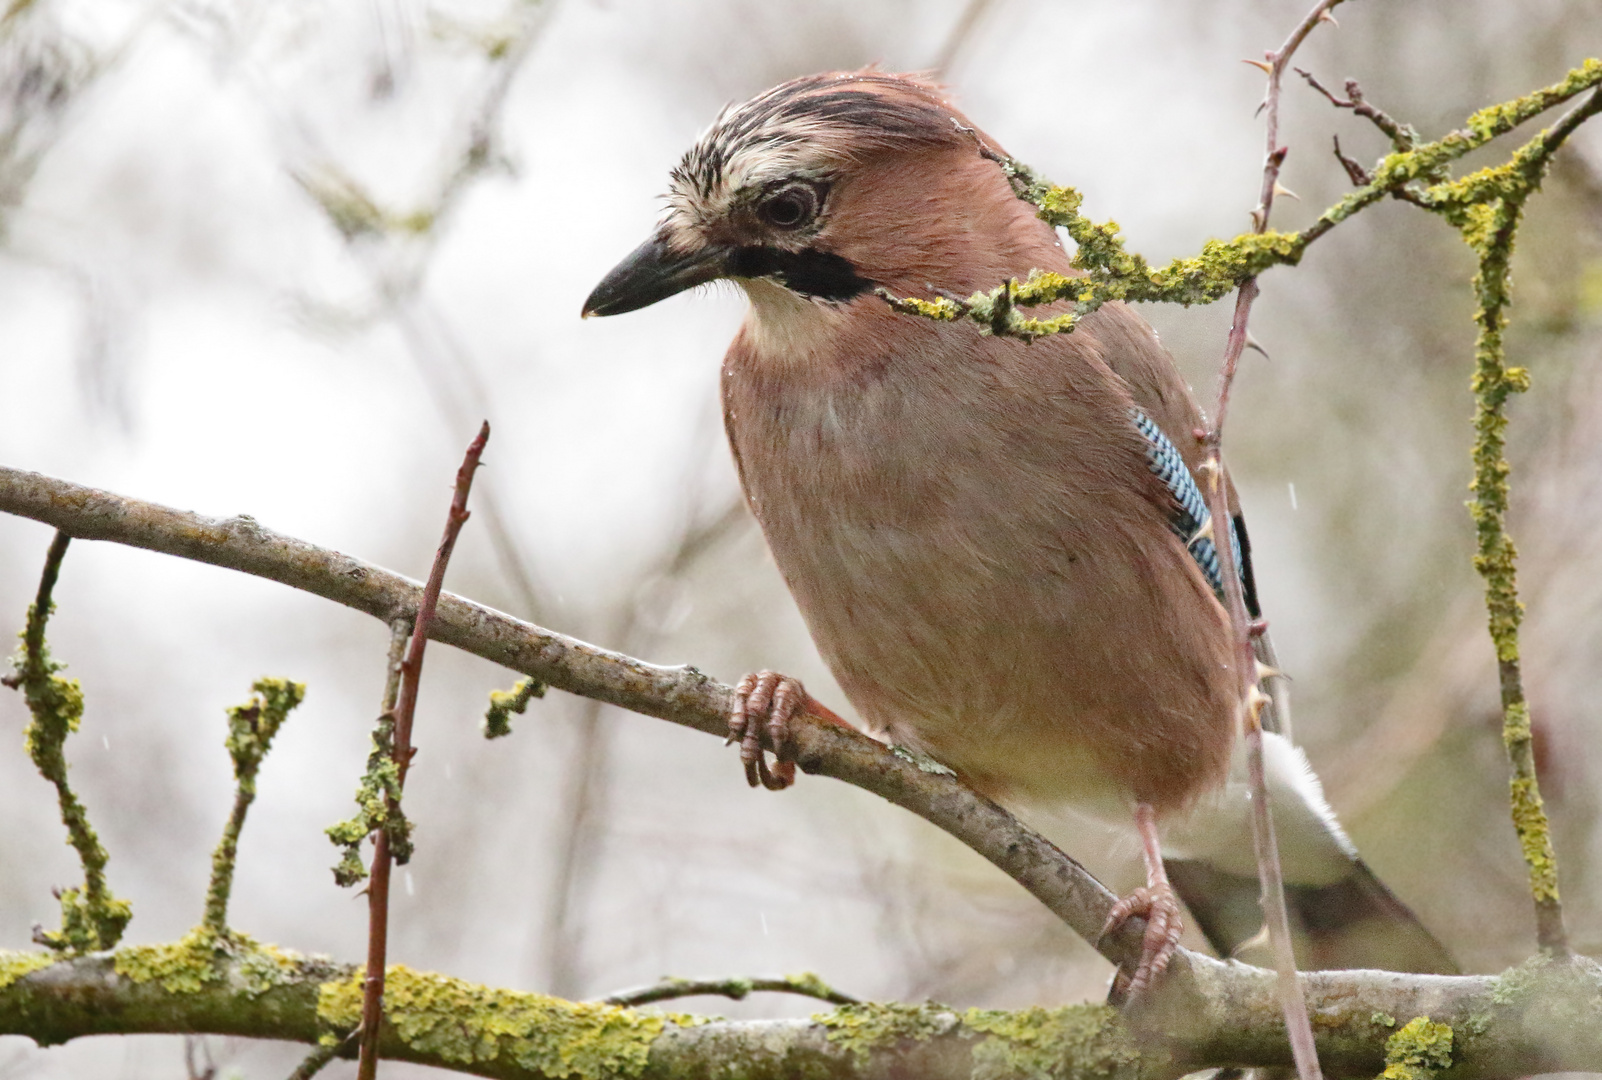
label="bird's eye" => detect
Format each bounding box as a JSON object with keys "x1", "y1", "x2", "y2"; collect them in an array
[{"x1": 759, "y1": 183, "x2": 821, "y2": 229}]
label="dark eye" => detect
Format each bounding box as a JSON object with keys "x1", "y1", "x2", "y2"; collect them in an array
[{"x1": 759, "y1": 183, "x2": 821, "y2": 229}]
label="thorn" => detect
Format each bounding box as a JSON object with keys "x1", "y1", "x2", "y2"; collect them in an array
[
  {"x1": 1247, "y1": 684, "x2": 1272, "y2": 723},
  {"x1": 1250, "y1": 207, "x2": 1267, "y2": 231},
  {"x1": 1272, "y1": 181, "x2": 1300, "y2": 201},
  {"x1": 1242, "y1": 58, "x2": 1273, "y2": 74},
  {"x1": 1255, "y1": 660, "x2": 1282, "y2": 682},
  {"x1": 1248, "y1": 618, "x2": 1270, "y2": 638},
  {"x1": 1232, "y1": 923, "x2": 1273, "y2": 958},
  {"x1": 1188, "y1": 518, "x2": 1216, "y2": 547},
  {"x1": 1244, "y1": 331, "x2": 1270, "y2": 360},
  {"x1": 1318, "y1": 9, "x2": 1339, "y2": 25},
  {"x1": 1195, "y1": 458, "x2": 1221, "y2": 476}
]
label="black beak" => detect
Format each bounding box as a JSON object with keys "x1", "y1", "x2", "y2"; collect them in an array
[{"x1": 582, "y1": 232, "x2": 727, "y2": 317}]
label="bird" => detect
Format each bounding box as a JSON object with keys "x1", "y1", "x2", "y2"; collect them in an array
[{"x1": 582, "y1": 70, "x2": 1454, "y2": 993}]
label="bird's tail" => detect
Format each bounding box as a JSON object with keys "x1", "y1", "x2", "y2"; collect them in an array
[{"x1": 1161, "y1": 728, "x2": 1457, "y2": 975}]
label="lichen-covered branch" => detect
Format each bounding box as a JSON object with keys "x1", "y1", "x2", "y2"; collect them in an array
[
  {"x1": 1426, "y1": 83, "x2": 1602, "y2": 957},
  {"x1": 4, "y1": 940, "x2": 1602, "y2": 1078},
  {"x1": 0, "y1": 464, "x2": 1153, "y2": 975},
  {"x1": 1, "y1": 530, "x2": 131, "y2": 954},
  {"x1": 599, "y1": 972, "x2": 859, "y2": 1008},
  {"x1": 882, "y1": 59, "x2": 1602, "y2": 342},
  {"x1": 201, "y1": 677, "x2": 306, "y2": 935}
]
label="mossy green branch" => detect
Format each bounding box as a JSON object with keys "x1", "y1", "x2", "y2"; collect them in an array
[
  {"x1": 483, "y1": 676, "x2": 545, "y2": 739},
  {"x1": 1443, "y1": 80, "x2": 1602, "y2": 958},
  {"x1": 8, "y1": 937, "x2": 1602, "y2": 1076},
  {"x1": 885, "y1": 60, "x2": 1602, "y2": 342},
  {"x1": 3, "y1": 531, "x2": 130, "y2": 954},
  {"x1": 325, "y1": 706, "x2": 413, "y2": 887},
  {"x1": 202, "y1": 677, "x2": 306, "y2": 935}
]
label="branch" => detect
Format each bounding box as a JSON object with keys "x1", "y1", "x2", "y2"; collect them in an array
[
  {"x1": 202, "y1": 678, "x2": 305, "y2": 935},
  {"x1": 4, "y1": 939, "x2": 1602, "y2": 1078},
  {"x1": 358, "y1": 420, "x2": 490, "y2": 1080},
  {"x1": 2, "y1": 530, "x2": 132, "y2": 953},
  {"x1": 885, "y1": 59, "x2": 1602, "y2": 342},
  {"x1": 599, "y1": 972, "x2": 859, "y2": 1008},
  {"x1": 0, "y1": 464, "x2": 1144, "y2": 972}
]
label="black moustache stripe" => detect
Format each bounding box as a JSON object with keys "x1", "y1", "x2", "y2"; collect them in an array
[{"x1": 727, "y1": 246, "x2": 874, "y2": 303}]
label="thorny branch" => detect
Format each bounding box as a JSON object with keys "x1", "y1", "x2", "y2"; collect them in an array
[
  {"x1": 357, "y1": 421, "x2": 491, "y2": 1080},
  {"x1": 1195, "y1": 5, "x2": 1353, "y2": 1080}
]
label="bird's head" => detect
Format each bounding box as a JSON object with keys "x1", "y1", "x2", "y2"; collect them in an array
[{"x1": 582, "y1": 71, "x2": 1049, "y2": 322}]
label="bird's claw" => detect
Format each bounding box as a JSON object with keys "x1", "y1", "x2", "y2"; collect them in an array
[
  {"x1": 1100, "y1": 880, "x2": 1183, "y2": 1000},
  {"x1": 729, "y1": 670, "x2": 802, "y2": 790}
]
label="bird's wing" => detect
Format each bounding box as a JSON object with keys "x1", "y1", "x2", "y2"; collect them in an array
[{"x1": 1130, "y1": 407, "x2": 1243, "y2": 605}]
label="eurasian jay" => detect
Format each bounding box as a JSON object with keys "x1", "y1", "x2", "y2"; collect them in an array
[{"x1": 583, "y1": 71, "x2": 1454, "y2": 993}]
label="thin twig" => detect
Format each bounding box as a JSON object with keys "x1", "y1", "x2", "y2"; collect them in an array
[
  {"x1": 285, "y1": 1028, "x2": 358, "y2": 1080},
  {"x1": 599, "y1": 973, "x2": 858, "y2": 1009},
  {"x1": 356, "y1": 421, "x2": 491, "y2": 1080},
  {"x1": 202, "y1": 678, "x2": 304, "y2": 935},
  {"x1": 1294, "y1": 69, "x2": 1416, "y2": 150},
  {"x1": 0, "y1": 463, "x2": 1150, "y2": 973},
  {"x1": 4, "y1": 530, "x2": 132, "y2": 953},
  {"x1": 1204, "y1": 4, "x2": 1351, "y2": 1079}
]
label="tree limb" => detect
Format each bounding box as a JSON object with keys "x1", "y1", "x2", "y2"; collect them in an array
[
  {"x1": 4, "y1": 938, "x2": 1602, "y2": 1078},
  {"x1": 0, "y1": 464, "x2": 1143, "y2": 972}
]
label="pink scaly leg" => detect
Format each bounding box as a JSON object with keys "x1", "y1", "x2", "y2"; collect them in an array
[
  {"x1": 1100, "y1": 802, "x2": 1183, "y2": 998},
  {"x1": 727, "y1": 670, "x2": 854, "y2": 790}
]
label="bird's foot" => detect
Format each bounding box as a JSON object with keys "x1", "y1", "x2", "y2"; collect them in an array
[
  {"x1": 728, "y1": 670, "x2": 803, "y2": 790},
  {"x1": 1101, "y1": 880, "x2": 1183, "y2": 1000}
]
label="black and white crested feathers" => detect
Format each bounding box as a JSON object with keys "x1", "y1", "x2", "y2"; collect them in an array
[{"x1": 671, "y1": 71, "x2": 957, "y2": 203}]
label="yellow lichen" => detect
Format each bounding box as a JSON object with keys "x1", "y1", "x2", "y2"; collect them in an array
[
  {"x1": 0, "y1": 950, "x2": 55, "y2": 992},
  {"x1": 1510, "y1": 777, "x2": 1561, "y2": 902},
  {"x1": 964, "y1": 1004, "x2": 1146, "y2": 1080},
  {"x1": 113, "y1": 927, "x2": 294, "y2": 996},
  {"x1": 318, "y1": 965, "x2": 685, "y2": 1079},
  {"x1": 816, "y1": 1001, "x2": 959, "y2": 1058},
  {"x1": 1380, "y1": 1017, "x2": 1453, "y2": 1080}
]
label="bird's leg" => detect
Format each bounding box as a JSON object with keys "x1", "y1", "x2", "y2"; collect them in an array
[{"x1": 1100, "y1": 802, "x2": 1183, "y2": 999}]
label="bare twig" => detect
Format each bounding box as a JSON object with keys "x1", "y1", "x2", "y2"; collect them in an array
[
  {"x1": 599, "y1": 972, "x2": 858, "y2": 1008},
  {"x1": 1202, "y1": 4, "x2": 1353, "y2": 1078},
  {"x1": 1294, "y1": 69, "x2": 1417, "y2": 150},
  {"x1": 0, "y1": 463, "x2": 1149, "y2": 973},
  {"x1": 356, "y1": 422, "x2": 490, "y2": 1080}
]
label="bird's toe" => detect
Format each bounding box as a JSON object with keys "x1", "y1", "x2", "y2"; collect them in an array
[{"x1": 729, "y1": 669, "x2": 802, "y2": 790}]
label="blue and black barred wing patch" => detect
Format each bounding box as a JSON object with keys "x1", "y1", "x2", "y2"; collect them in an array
[{"x1": 1130, "y1": 408, "x2": 1242, "y2": 601}]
